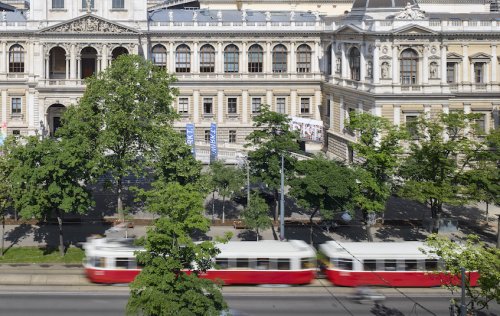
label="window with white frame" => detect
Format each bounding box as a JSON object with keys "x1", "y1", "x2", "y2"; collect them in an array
[
  {"x1": 112, "y1": 0, "x2": 125, "y2": 9},
  {"x1": 251, "y1": 97, "x2": 261, "y2": 113},
  {"x1": 178, "y1": 97, "x2": 188, "y2": 114},
  {"x1": 9, "y1": 45, "x2": 25, "y2": 73},
  {"x1": 405, "y1": 114, "x2": 419, "y2": 139},
  {"x1": 229, "y1": 130, "x2": 237, "y2": 143},
  {"x1": 474, "y1": 63, "x2": 484, "y2": 83},
  {"x1": 151, "y1": 44, "x2": 167, "y2": 69},
  {"x1": 446, "y1": 62, "x2": 456, "y2": 83},
  {"x1": 348, "y1": 47, "x2": 360, "y2": 81},
  {"x1": 199, "y1": 44, "x2": 216, "y2": 73},
  {"x1": 203, "y1": 98, "x2": 213, "y2": 115},
  {"x1": 272, "y1": 45, "x2": 287, "y2": 73},
  {"x1": 11, "y1": 97, "x2": 21, "y2": 115},
  {"x1": 224, "y1": 45, "x2": 239, "y2": 73},
  {"x1": 296, "y1": 44, "x2": 311, "y2": 73},
  {"x1": 474, "y1": 113, "x2": 486, "y2": 134},
  {"x1": 227, "y1": 97, "x2": 237, "y2": 114},
  {"x1": 400, "y1": 49, "x2": 418, "y2": 85},
  {"x1": 300, "y1": 98, "x2": 310, "y2": 114},
  {"x1": 175, "y1": 44, "x2": 191, "y2": 73},
  {"x1": 248, "y1": 44, "x2": 263, "y2": 73},
  {"x1": 276, "y1": 97, "x2": 286, "y2": 114},
  {"x1": 52, "y1": 0, "x2": 64, "y2": 9},
  {"x1": 204, "y1": 130, "x2": 210, "y2": 143}
]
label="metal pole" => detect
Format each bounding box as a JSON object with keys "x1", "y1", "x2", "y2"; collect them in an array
[
  {"x1": 280, "y1": 154, "x2": 285, "y2": 241},
  {"x1": 460, "y1": 267, "x2": 466, "y2": 316},
  {"x1": 497, "y1": 215, "x2": 500, "y2": 249},
  {"x1": 247, "y1": 160, "x2": 250, "y2": 207}
]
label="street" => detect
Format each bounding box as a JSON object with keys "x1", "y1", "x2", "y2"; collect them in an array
[{"x1": 0, "y1": 286, "x2": 498, "y2": 316}]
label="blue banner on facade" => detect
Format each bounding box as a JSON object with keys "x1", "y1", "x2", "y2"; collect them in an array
[
  {"x1": 186, "y1": 123, "x2": 195, "y2": 156},
  {"x1": 210, "y1": 122, "x2": 218, "y2": 163}
]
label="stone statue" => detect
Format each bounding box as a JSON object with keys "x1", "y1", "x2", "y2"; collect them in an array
[
  {"x1": 216, "y1": 10, "x2": 222, "y2": 21},
  {"x1": 168, "y1": 11, "x2": 173, "y2": 21},
  {"x1": 290, "y1": 11, "x2": 295, "y2": 21},
  {"x1": 241, "y1": 9, "x2": 247, "y2": 21},
  {"x1": 381, "y1": 62, "x2": 390, "y2": 79},
  {"x1": 192, "y1": 11, "x2": 198, "y2": 22},
  {"x1": 265, "y1": 11, "x2": 271, "y2": 21},
  {"x1": 395, "y1": 2, "x2": 426, "y2": 20},
  {"x1": 313, "y1": 11, "x2": 321, "y2": 21},
  {"x1": 429, "y1": 62, "x2": 438, "y2": 78}
]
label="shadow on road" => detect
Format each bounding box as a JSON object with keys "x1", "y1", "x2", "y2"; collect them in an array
[
  {"x1": 4, "y1": 223, "x2": 34, "y2": 253},
  {"x1": 370, "y1": 303, "x2": 405, "y2": 316}
]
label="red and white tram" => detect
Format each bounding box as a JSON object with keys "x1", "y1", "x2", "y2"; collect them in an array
[
  {"x1": 83, "y1": 238, "x2": 317, "y2": 285},
  {"x1": 319, "y1": 241, "x2": 479, "y2": 287}
]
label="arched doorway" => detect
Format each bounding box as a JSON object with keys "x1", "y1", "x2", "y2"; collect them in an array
[
  {"x1": 81, "y1": 47, "x2": 97, "y2": 79},
  {"x1": 46, "y1": 104, "x2": 66, "y2": 137},
  {"x1": 49, "y1": 47, "x2": 67, "y2": 79},
  {"x1": 112, "y1": 47, "x2": 128, "y2": 61}
]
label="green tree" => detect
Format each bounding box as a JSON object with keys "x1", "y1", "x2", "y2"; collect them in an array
[
  {"x1": 127, "y1": 182, "x2": 228, "y2": 316},
  {"x1": 59, "y1": 54, "x2": 178, "y2": 221},
  {"x1": 6, "y1": 136, "x2": 92, "y2": 256},
  {"x1": 398, "y1": 112, "x2": 496, "y2": 229},
  {"x1": 422, "y1": 234, "x2": 500, "y2": 314},
  {"x1": 209, "y1": 162, "x2": 244, "y2": 223},
  {"x1": 289, "y1": 157, "x2": 358, "y2": 244},
  {"x1": 241, "y1": 193, "x2": 272, "y2": 241},
  {"x1": 0, "y1": 142, "x2": 13, "y2": 256},
  {"x1": 245, "y1": 105, "x2": 299, "y2": 220},
  {"x1": 347, "y1": 112, "x2": 406, "y2": 241}
]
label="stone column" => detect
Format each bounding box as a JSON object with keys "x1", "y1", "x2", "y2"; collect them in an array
[
  {"x1": 169, "y1": 42, "x2": 175, "y2": 72},
  {"x1": 1, "y1": 90, "x2": 7, "y2": 132},
  {"x1": 423, "y1": 46, "x2": 429, "y2": 84},
  {"x1": 242, "y1": 90, "x2": 248, "y2": 123},
  {"x1": 392, "y1": 45, "x2": 399, "y2": 84},
  {"x1": 193, "y1": 90, "x2": 200, "y2": 124},
  {"x1": 76, "y1": 58, "x2": 81, "y2": 79},
  {"x1": 441, "y1": 45, "x2": 447, "y2": 84},
  {"x1": 373, "y1": 45, "x2": 380, "y2": 84},
  {"x1": 462, "y1": 45, "x2": 469, "y2": 83},
  {"x1": 217, "y1": 42, "x2": 223, "y2": 74},
  {"x1": 393, "y1": 105, "x2": 401, "y2": 126},
  {"x1": 65, "y1": 57, "x2": 70, "y2": 79},
  {"x1": 341, "y1": 43, "x2": 347, "y2": 78},
  {"x1": 242, "y1": 42, "x2": 247, "y2": 74},
  {"x1": 314, "y1": 41, "x2": 320, "y2": 73},
  {"x1": 266, "y1": 41, "x2": 272, "y2": 73},
  {"x1": 217, "y1": 90, "x2": 224, "y2": 123},
  {"x1": 0, "y1": 42, "x2": 6, "y2": 74},
  {"x1": 101, "y1": 45, "x2": 108, "y2": 71},
  {"x1": 70, "y1": 44, "x2": 76, "y2": 79},
  {"x1": 339, "y1": 96, "x2": 345, "y2": 130},
  {"x1": 266, "y1": 90, "x2": 272, "y2": 108},
  {"x1": 193, "y1": 42, "x2": 199, "y2": 74},
  {"x1": 314, "y1": 90, "x2": 321, "y2": 120},
  {"x1": 28, "y1": 42, "x2": 34, "y2": 75},
  {"x1": 360, "y1": 44, "x2": 366, "y2": 81},
  {"x1": 290, "y1": 90, "x2": 297, "y2": 116},
  {"x1": 330, "y1": 40, "x2": 336, "y2": 76},
  {"x1": 290, "y1": 42, "x2": 295, "y2": 74},
  {"x1": 45, "y1": 55, "x2": 50, "y2": 79},
  {"x1": 491, "y1": 45, "x2": 497, "y2": 83}
]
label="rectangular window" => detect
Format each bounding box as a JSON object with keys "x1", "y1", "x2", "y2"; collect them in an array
[
  {"x1": 52, "y1": 0, "x2": 64, "y2": 9},
  {"x1": 82, "y1": 0, "x2": 94, "y2": 9},
  {"x1": 384, "y1": 259, "x2": 397, "y2": 271},
  {"x1": 326, "y1": 99, "x2": 331, "y2": 117},
  {"x1": 203, "y1": 98, "x2": 213, "y2": 114},
  {"x1": 405, "y1": 115, "x2": 419, "y2": 139},
  {"x1": 301, "y1": 258, "x2": 316, "y2": 269},
  {"x1": 251, "y1": 97, "x2": 261, "y2": 114},
  {"x1": 363, "y1": 259, "x2": 377, "y2": 271},
  {"x1": 425, "y1": 259, "x2": 439, "y2": 271},
  {"x1": 446, "y1": 62, "x2": 456, "y2": 83},
  {"x1": 204, "y1": 130, "x2": 210, "y2": 143},
  {"x1": 228, "y1": 130, "x2": 236, "y2": 143},
  {"x1": 300, "y1": 98, "x2": 310, "y2": 114},
  {"x1": 115, "y1": 258, "x2": 129, "y2": 269},
  {"x1": 236, "y1": 258, "x2": 249, "y2": 269},
  {"x1": 227, "y1": 97, "x2": 237, "y2": 114},
  {"x1": 475, "y1": 113, "x2": 486, "y2": 133},
  {"x1": 178, "y1": 97, "x2": 188, "y2": 114},
  {"x1": 474, "y1": 63, "x2": 484, "y2": 83},
  {"x1": 256, "y1": 258, "x2": 270, "y2": 270},
  {"x1": 276, "y1": 97, "x2": 286, "y2": 114},
  {"x1": 11, "y1": 97, "x2": 21, "y2": 114},
  {"x1": 404, "y1": 260, "x2": 418, "y2": 271},
  {"x1": 215, "y1": 258, "x2": 229, "y2": 270},
  {"x1": 112, "y1": 0, "x2": 125, "y2": 9},
  {"x1": 277, "y1": 258, "x2": 290, "y2": 270}
]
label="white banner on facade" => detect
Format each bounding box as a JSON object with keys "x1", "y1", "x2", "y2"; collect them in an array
[{"x1": 290, "y1": 116, "x2": 324, "y2": 143}]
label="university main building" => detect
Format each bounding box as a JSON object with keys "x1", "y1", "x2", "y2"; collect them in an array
[{"x1": 0, "y1": 0, "x2": 498, "y2": 161}]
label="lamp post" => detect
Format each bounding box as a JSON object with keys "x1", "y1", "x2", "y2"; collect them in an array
[
  {"x1": 280, "y1": 154, "x2": 285, "y2": 241},
  {"x1": 497, "y1": 215, "x2": 500, "y2": 249}
]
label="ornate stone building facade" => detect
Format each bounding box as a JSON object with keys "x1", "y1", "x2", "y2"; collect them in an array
[{"x1": 0, "y1": 0, "x2": 498, "y2": 161}]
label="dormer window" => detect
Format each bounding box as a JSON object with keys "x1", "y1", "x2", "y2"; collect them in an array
[
  {"x1": 112, "y1": 0, "x2": 125, "y2": 9},
  {"x1": 52, "y1": 0, "x2": 64, "y2": 9}
]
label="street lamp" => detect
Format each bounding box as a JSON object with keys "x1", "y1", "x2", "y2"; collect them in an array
[{"x1": 280, "y1": 154, "x2": 285, "y2": 241}]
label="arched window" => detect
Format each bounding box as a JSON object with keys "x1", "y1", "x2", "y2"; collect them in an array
[
  {"x1": 349, "y1": 47, "x2": 360, "y2": 81},
  {"x1": 111, "y1": 47, "x2": 128, "y2": 61},
  {"x1": 248, "y1": 44, "x2": 263, "y2": 73},
  {"x1": 272, "y1": 44, "x2": 287, "y2": 73},
  {"x1": 9, "y1": 44, "x2": 25, "y2": 73},
  {"x1": 199, "y1": 44, "x2": 215, "y2": 73},
  {"x1": 400, "y1": 49, "x2": 418, "y2": 85},
  {"x1": 296, "y1": 44, "x2": 311, "y2": 73},
  {"x1": 224, "y1": 45, "x2": 239, "y2": 73},
  {"x1": 176, "y1": 44, "x2": 191, "y2": 73},
  {"x1": 151, "y1": 44, "x2": 167, "y2": 69}
]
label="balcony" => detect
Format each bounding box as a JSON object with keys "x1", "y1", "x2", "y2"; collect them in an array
[{"x1": 38, "y1": 79, "x2": 86, "y2": 88}]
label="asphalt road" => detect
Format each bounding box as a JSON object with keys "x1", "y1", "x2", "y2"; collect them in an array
[{"x1": 0, "y1": 287, "x2": 498, "y2": 316}]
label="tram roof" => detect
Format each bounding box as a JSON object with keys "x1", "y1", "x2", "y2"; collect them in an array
[
  {"x1": 319, "y1": 241, "x2": 436, "y2": 259},
  {"x1": 216, "y1": 240, "x2": 316, "y2": 258}
]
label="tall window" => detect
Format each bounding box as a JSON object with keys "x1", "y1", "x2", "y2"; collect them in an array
[
  {"x1": 229, "y1": 130, "x2": 237, "y2": 143},
  {"x1": 178, "y1": 97, "x2": 188, "y2": 114},
  {"x1": 446, "y1": 62, "x2": 456, "y2": 83},
  {"x1": 405, "y1": 115, "x2": 419, "y2": 139},
  {"x1": 9, "y1": 45, "x2": 25, "y2": 73},
  {"x1": 151, "y1": 44, "x2": 167, "y2": 69},
  {"x1": 175, "y1": 44, "x2": 191, "y2": 73},
  {"x1": 203, "y1": 98, "x2": 213, "y2": 115},
  {"x1": 296, "y1": 44, "x2": 311, "y2": 73},
  {"x1": 11, "y1": 97, "x2": 21, "y2": 114},
  {"x1": 199, "y1": 44, "x2": 215, "y2": 73},
  {"x1": 112, "y1": 0, "x2": 125, "y2": 9},
  {"x1": 251, "y1": 97, "x2": 261, "y2": 113},
  {"x1": 400, "y1": 49, "x2": 418, "y2": 85},
  {"x1": 52, "y1": 0, "x2": 64, "y2": 9},
  {"x1": 272, "y1": 45, "x2": 287, "y2": 73},
  {"x1": 474, "y1": 113, "x2": 486, "y2": 133},
  {"x1": 300, "y1": 98, "x2": 310, "y2": 114},
  {"x1": 227, "y1": 97, "x2": 237, "y2": 114},
  {"x1": 248, "y1": 44, "x2": 263, "y2": 73},
  {"x1": 224, "y1": 45, "x2": 239, "y2": 73},
  {"x1": 276, "y1": 97, "x2": 286, "y2": 114},
  {"x1": 349, "y1": 47, "x2": 360, "y2": 81},
  {"x1": 204, "y1": 130, "x2": 210, "y2": 143},
  {"x1": 474, "y1": 63, "x2": 484, "y2": 83},
  {"x1": 82, "y1": 0, "x2": 94, "y2": 9}
]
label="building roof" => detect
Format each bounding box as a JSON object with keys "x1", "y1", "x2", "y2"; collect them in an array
[
  {"x1": 0, "y1": 1, "x2": 17, "y2": 11},
  {"x1": 1, "y1": 10, "x2": 25, "y2": 21}
]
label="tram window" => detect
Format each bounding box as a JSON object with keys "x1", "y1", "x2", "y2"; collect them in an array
[
  {"x1": 116, "y1": 257, "x2": 130, "y2": 269},
  {"x1": 425, "y1": 259, "x2": 439, "y2": 271},
  {"x1": 363, "y1": 260, "x2": 377, "y2": 271},
  {"x1": 236, "y1": 258, "x2": 249, "y2": 269},
  {"x1": 215, "y1": 258, "x2": 229, "y2": 270},
  {"x1": 334, "y1": 258, "x2": 353, "y2": 270},
  {"x1": 404, "y1": 260, "x2": 418, "y2": 271},
  {"x1": 256, "y1": 258, "x2": 270, "y2": 270},
  {"x1": 384, "y1": 259, "x2": 397, "y2": 271},
  {"x1": 95, "y1": 257, "x2": 106, "y2": 268},
  {"x1": 277, "y1": 259, "x2": 290, "y2": 270},
  {"x1": 301, "y1": 258, "x2": 316, "y2": 269}
]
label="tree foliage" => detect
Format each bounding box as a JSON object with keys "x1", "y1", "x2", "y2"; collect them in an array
[
  {"x1": 245, "y1": 105, "x2": 299, "y2": 220},
  {"x1": 241, "y1": 193, "x2": 272, "y2": 241},
  {"x1": 422, "y1": 234, "x2": 500, "y2": 314},
  {"x1": 58, "y1": 54, "x2": 178, "y2": 220},
  {"x1": 209, "y1": 161, "x2": 244, "y2": 223},
  {"x1": 0, "y1": 143, "x2": 13, "y2": 256},
  {"x1": 398, "y1": 112, "x2": 497, "y2": 219},
  {"x1": 289, "y1": 157, "x2": 358, "y2": 244}
]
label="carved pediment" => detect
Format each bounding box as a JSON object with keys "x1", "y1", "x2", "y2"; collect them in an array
[
  {"x1": 469, "y1": 52, "x2": 492, "y2": 62},
  {"x1": 39, "y1": 14, "x2": 140, "y2": 34},
  {"x1": 335, "y1": 24, "x2": 364, "y2": 35},
  {"x1": 393, "y1": 24, "x2": 437, "y2": 35},
  {"x1": 447, "y1": 52, "x2": 463, "y2": 62}
]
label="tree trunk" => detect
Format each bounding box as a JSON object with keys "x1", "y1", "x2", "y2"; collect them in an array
[
  {"x1": 309, "y1": 208, "x2": 319, "y2": 245},
  {"x1": 56, "y1": 210, "x2": 64, "y2": 257},
  {"x1": 485, "y1": 202, "x2": 489, "y2": 222},
  {"x1": 222, "y1": 195, "x2": 226, "y2": 224},
  {"x1": 256, "y1": 228, "x2": 259, "y2": 241},
  {"x1": 1, "y1": 213, "x2": 4, "y2": 257},
  {"x1": 117, "y1": 177, "x2": 124, "y2": 222},
  {"x1": 274, "y1": 189, "x2": 279, "y2": 221},
  {"x1": 211, "y1": 191, "x2": 215, "y2": 222},
  {"x1": 366, "y1": 224, "x2": 374, "y2": 242},
  {"x1": 430, "y1": 200, "x2": 440, "y2": 233}
]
